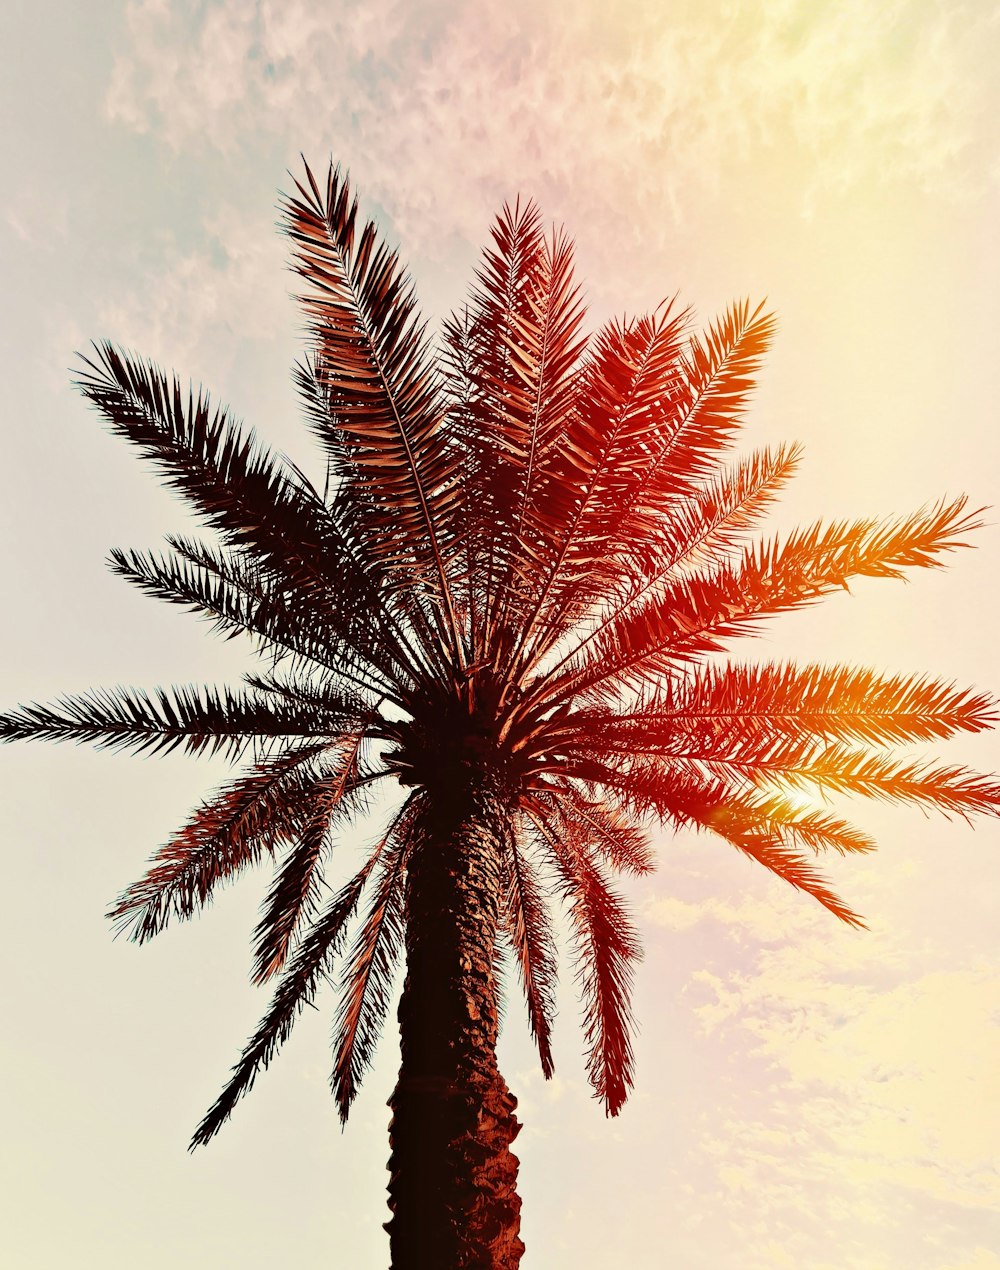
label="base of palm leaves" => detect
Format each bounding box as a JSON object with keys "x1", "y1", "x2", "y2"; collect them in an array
[{"x1": 2, "y1": 160, "x2": 997, "y2": 1268}]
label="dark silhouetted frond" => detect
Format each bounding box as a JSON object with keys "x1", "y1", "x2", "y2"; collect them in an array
[
  {"x1": 251, "y1": 728, "x2": 374, "y2": 984},
  {"x1": 502, "y1": 836, "x2": 558, "y2": 1078},
  {"x1": 0, "y1": 684, "x2": 360, "y2": 759},
  {"x1": 189, "y1": 837, "x2": 387, "y2": 1149},
  {"x1": 331, "y1": 811, "x2": 412, "y2": 1120},
  {"x1": 109, "y1": 743, "x2": 331, "y2": 942},
  {"x1": 281, "y1": 161, "x2": 463, "y2": 669}
]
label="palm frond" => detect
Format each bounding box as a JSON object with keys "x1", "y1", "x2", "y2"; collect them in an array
[
  {"x1": 502, "y1": 835, "x2": 558, "y2": 1078},
  {"x1": 189, "y1": 838, "x2": 387, "y2": 1149},
  {"x1": 762, "y1": 745, "x2": 1000, "y2": 818},
  {"x1": 251, "y1": 728, "x2": 372, "y2": 984},
  {"x1": 604, "y1": 663, "x2": 997, "y2": 751},
  {"x1": 547, "y1": 495, "x2": 981, "y2": 703},
  {"x1": 75, "y1": 344, "x2": 333, "y2": 592},
  {"x1": 0, "y1": 684, "x2": 360, "y2": 759},
  {"x1": 291, "y1": 356, "x2": 449, "y2": 685},
  {"x1": 110, "y1": 542, "x2": 397, "y2": 701},
  {"x1": 637, "y1": 441, "x2": 803, "y2": 582},
  {"x1": 467, "y1": 217, "x2": 588, "y2": 656},
  {"x1": 624, "y1": 300, "x2": 776, "y2": 509},
  {"x1": 509, "y1": 304, "x2": 691, "y2": 670},
  {"x1": 109, "y1": 743, "x2": 331, "y2": 942},
  {"x1": 281, "y1": 160, "x2": 463, "y2": 669},
  {"x1": 520, "y1": 443, "x2": 802, "y2": 688},
  {"x1": 552, "y1": 784, "x2": 656, "y2": 875},
  {"x1": 525, "y1": 797, "x2": 641, "y2": 1116},
  {"x1": 741, "y1": 794, "x2": 876, "y2": 856},
  {"x1": 580, "y1": 759, "x2": 869, "y2": 923},
  {"x1": 330, "y1": 814, "x2": 411, "y2": 1121},
  {"x1": 715, "y1": 820, "x2": 867, "y2": 928},
  {"x1": 444, "y1": 200, "x2": 546, "y2": 659},
  {"x1": 76, "y1": 341, "x2": 434, "y2": 692}
]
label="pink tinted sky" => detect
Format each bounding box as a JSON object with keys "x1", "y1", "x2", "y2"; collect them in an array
[{"x1": 1, "y1": 3, "x2": 998, "y2": 1267}]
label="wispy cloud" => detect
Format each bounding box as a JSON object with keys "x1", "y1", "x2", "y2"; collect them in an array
[
  {"x1": 94, "y1": 205, "x2": 290, "y2": 374},
  {"x1": 105, "y1": 0, "x2": 998, "y2": 279},
  {"x1": 683, "y1": 920, "x2": 1000, "y2": 1264}
]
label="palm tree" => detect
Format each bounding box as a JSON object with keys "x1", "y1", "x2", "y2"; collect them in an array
[{"x1": 2, "y1": 161, "x2": 998, "y2": 1269}]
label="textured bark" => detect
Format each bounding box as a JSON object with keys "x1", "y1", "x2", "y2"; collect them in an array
[{"x1": 385, "y1": 783, "x2": 524, "y2": 1269}]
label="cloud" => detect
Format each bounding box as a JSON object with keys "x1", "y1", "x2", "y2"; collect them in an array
[
  {"x1": 684, "y1": 933, "x2": 1000, "y2": 1266},
  {"x1": 94, "y1": 205, "x2": 290, "y2": 374},
  {"x1": 105, "y1": 0, "x2": 998, "y2": 290},
  {"x1": 635, "y1": 824, "x2": 1000, "y2": 1269},
  {"x1": 94, "y1": 0, "x2": 1000, "y2": 368}
]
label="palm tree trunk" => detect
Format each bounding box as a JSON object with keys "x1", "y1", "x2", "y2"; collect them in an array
[{"x1": 385, "y1": 785, "x2": 524, "y2": 1269}]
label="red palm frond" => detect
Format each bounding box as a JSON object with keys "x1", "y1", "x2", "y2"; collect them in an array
[
  {"x1": 639, "y1": 442, "x2": 803, "y2": 581},
  {"x1": 525, "y1": 797, "x2": 641, "y2": 1116},
  {"x1": 509, "y1": 304, "x2": 691, "y2": 669},
  {"x1": 551, "y1": 784, "x2": 656, "y2": 876},
  {"x1": 502, "y1": 836, "x2": 558, "y2": 1078},
  {"x1": 613, "y1": 300, "x2": 776, "y2": 525},
  {"x1": 521, "y1": 443, "x2": 802, "y2": 688},
  {"x1": 109, "y1": 743, "x2": 330, "y2": 942},
  {"x1": 330, "y1": 813, "x2": 412, "y2": 1121}
]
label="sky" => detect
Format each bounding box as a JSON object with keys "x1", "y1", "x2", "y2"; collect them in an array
[{"x1": 1, "y1": 2, "x2": 998, "y2": 1267}]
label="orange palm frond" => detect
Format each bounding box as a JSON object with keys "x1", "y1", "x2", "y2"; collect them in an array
[
  {"x1": 608, "y1": 663, "x2": 997, "y2": 750},
  {"x1": 714, "y1": 824, "x2": 867, "y2": 928},
  {"x1": 758, "y1": 746, "x2": 1000, "y2": 818},
  {"x1": 546, "y1": 495, "x2": 981, "y2": 704}
]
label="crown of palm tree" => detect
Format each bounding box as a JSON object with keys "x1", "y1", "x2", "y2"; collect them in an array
[{"x1": 3, "y1": 162, "x2": 997, "y2": 1153}]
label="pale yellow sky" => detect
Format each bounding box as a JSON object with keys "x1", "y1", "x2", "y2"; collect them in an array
[{"x1": 1, "y1": 2, "x2": 998, "y2": 1267}]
